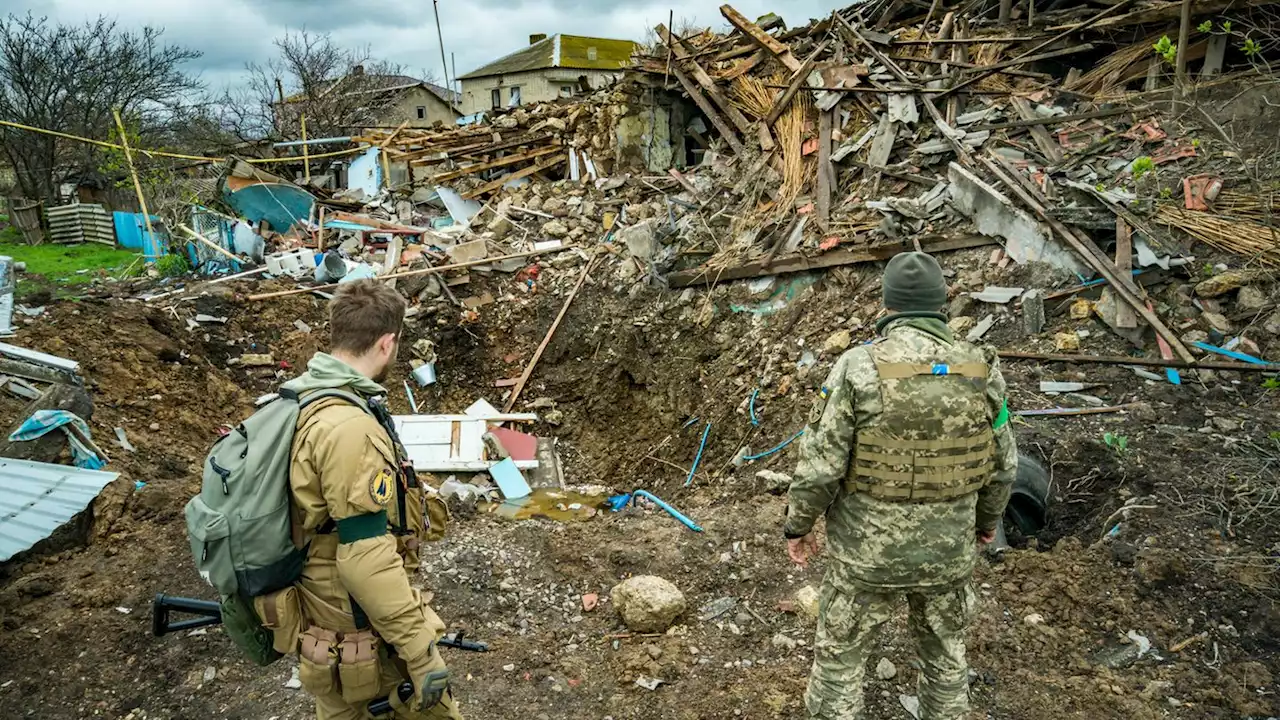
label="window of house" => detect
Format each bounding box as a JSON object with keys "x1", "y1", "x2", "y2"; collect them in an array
[
  {"x1": 508, "y1": 86, "x2": 522, "y2": 106},
  {"x1": 559, "y1": 85, "x2": 574, "y2": 98},
  {"x1": 587, "y1": 46, "x2": 598, "y2": 61},
  {"x1": 491, "y1": 88, "x2": 502, "y2": 109},
  {"x1": 416, "y1": 106, "x2": 426, "y2": 119}
]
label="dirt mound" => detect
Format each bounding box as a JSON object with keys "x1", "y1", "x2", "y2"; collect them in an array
[{"x1": 0, "y1": 252, "x2": 1276, "y2": 719}]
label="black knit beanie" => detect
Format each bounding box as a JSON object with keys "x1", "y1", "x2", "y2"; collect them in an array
[{"x1": 882, "y1": 251, "x2": 947, "y2": 312}]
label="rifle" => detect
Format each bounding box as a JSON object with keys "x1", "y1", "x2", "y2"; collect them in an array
[{"x1": 152, "y1": 594, "x2": 487, "y2": 716}]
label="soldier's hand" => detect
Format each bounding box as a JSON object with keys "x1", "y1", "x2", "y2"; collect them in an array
[
  {"x1": 404, "y1": 644, "x2": 451, "y2": 711},
  {"x1": 787, "y1": 533, "x2": 820, "y2": 567},
  {"x1": 976, "y1": 528, "x2": 996, "y2": 544}
]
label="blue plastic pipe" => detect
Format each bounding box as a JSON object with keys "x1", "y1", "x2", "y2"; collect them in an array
[
  {"x1": 743, "y1": 429, "x2": 805, "y2": 461},
  {"x1": 749, "y1": 389, "x2": 761, "y2": 426},
  {"x1": 685, "y1": 421, "x2": 712, "y2": 487},
  {"x1": 632, "y1": 490, "x2": 703, "y2": 532}
]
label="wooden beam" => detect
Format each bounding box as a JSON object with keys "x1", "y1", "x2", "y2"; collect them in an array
[
  {"x1": 999, "y1": 0, "x2": 1013, "y2": 22},
  {"x1": 1011, "y1": 97, "x2": 1063, "y2": 163},
  {"x1": 940, "y1": 0, "x2": 1137, "y2": 98},
  {"x1": 667, "y1": 61, "x2": 745, "y2": 154},
  {"x1": 461, "y1": 153, "x2": 567, "y2": 200},
  {"x1": 765, "y1": 41, "x2": 828, "y2": 127},
  {"x1": 997, "y1": 351, "x2": 1278, "y2": 373},
  {"x1": 967, "y1": 106, "x2": 1131, "y2": 132},
  {"x1": 666, "y1": 234, "x2": 996, "y2": 288},
  {"x1": 504, "y1": 258, "x2": 599, "y2": 412},
  {"x1": 719, "y1": 50, "x2": 766, "y2": 81},
  {"x1": 657, "y1": 24, "x2": 754, "y2": 138},
  {"x1": 1115, "y1": 218, "x2": 1137, "y2": 329},
  {"x1": 719, "y1": 4, "x2": 803, "y2": 72},
  {"x1": 817, "y1": 107, "x2": 834, "y2": 231},
  {"x1": 428, "y1": 145, "x2": 563, "y2": 182},
  {"x1": 977, "y1": 154, "x2": 1195, "y2": 363},
  {"x1": 890, "y1": 53, "x2": 1051, "y2": 80},
  {"x1": 112, "y1": 109, "x2": 155, "y2": 248},
  {"x1": 1176, "y1": 0, "x2": 1192, "y2": 91}
]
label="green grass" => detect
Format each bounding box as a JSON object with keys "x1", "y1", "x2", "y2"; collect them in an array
[{"x1": 0, "y1": 233, "x2": 142, "y2": 301}]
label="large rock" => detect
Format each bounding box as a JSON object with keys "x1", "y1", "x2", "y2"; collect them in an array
[
  {"x1": 611, "y1": 576, "x2": 686, "y2": 632},
  {"x1": 620, "y1": 218, "x2": 658, "y2": 259},
  {"x1": 794, "y1": 585, "x2": 821, "y2": 622},
  {"x1": 1202, "y1": 311, "x2": 1233, "y2": 334},
  {"x1": 1196, "y1": 270, "x2": 1266, "y2": 298},
  {"x1": 541, "y1": 220, "x2": 571, "y2": 238},
  {"x1": 1237, "y1": 285, "x2": 1269, "y2": 313},
  {"x1": 823, "y1": 330, "x2": 852, "y2": 354},
  {"x1": 1264, "y1": 309, "x2": 1280, "y2": 337}
]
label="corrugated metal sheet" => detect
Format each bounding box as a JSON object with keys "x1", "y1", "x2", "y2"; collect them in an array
[
  {"x1": 0, "y1": 458, "x2": 119, "y2": 562},
  {"x1": 46, "y1": 204, "x2": 115, "y2": 245}
]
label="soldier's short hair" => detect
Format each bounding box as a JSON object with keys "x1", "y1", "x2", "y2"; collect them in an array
[{"x1": 329, "y1": 280, "x2": 406, "y2": 354}]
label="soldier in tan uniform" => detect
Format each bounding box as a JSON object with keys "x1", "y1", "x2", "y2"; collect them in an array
[
  {"x1": 784, "y1": 252, "x2": 1017, "y2": 720},
  {"x1": 279, "y1": 280, "x2": 463, "y2": 720}
]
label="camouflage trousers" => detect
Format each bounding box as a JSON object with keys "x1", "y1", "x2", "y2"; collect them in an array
[{"x1": 804, "y1": 579, "x2": 977, "y2": 720}]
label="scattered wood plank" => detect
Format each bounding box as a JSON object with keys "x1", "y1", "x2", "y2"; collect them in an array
[
  {"x1": 1011, "y1": 97, "x2": 1064, "y2": 163},
  {"x1": 1115, "y1": 218, "x2": 1138, "y2": 329},
  {"x1": 504, "y1": 257, "x2": 600, "y2": 412},
  {"x1": 817, "y1": 107, "x2": 835, "y2": 231},
  {"x1": 668, "y1": 168, "x2": 706, "y2": 205},
  {"x1": 1014, "y1": 404, "x2": 1141, "y2": 418},
  {"x1": 428, "y1": 145, "x2": 563, "y2": 182},
  {"x1": 719, "y1": 50, "x2": 766, "y2": 81},
  {"x1": 667, "y1": 235, "x2": 995, "y2": 288},
  {"x1": 968, "y1": 107, "x2": 1132, "y2": 132},
  {"x1": 462, "y1": 153, "x2": 567, "y2": 200},
  {"x1": 997, "y1": 351, "x2": 1278, "y2": 372},
  {"x1": 890, "y1": 54, "x2": 1051, "y2": 80},
  {"x1": 941, "y1": 0, "x2": 1137, "y2": 98},
  {"x1": 867, "y1": 114, "x2": 898, "y2": 169},
  {"x1": 765, "y1": 41, "x2": 828, "y2": 127},
  {"x1": 657, "y1": 24, "x2": 755, "y2": 138},
  {"x1": 720, "y1": 4, "x2": 803, "y2": 72},
  {"x1": 978, "y1": 154, "x2": 1195, "y2": 363}
]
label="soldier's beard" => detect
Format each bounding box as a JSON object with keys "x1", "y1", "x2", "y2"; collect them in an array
[{"x1": 371, "y1": 359, "x2": 392, "y2": 383}]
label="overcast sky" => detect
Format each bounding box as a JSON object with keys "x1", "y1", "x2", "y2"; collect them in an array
[{"x1": 5, "y1": 1, "x2": 842, "y2": 93}]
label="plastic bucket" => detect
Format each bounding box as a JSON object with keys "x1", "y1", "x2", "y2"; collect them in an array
[{"x1": 412, "y1": 362, "x2": 437, "y2": 386}]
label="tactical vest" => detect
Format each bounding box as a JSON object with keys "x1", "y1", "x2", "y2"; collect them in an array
[{"x1": 844, "y1": 338, "x2": 994, "y2": 502}]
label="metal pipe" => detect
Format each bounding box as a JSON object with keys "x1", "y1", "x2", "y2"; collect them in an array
[
  {"x1": 632, "y1": 490, "x2": 703, "y2": 532},
  {"x1": 684, "y1": 422, "x2": 711, "y2": 487}
]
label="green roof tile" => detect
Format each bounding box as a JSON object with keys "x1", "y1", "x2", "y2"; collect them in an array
[{"x1": 459, "y1": 34, "x2": 639, "y2": 80}]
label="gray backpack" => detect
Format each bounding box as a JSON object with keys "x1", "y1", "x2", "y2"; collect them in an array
[{"x1": 184, "y1": 387, "x2": 368, "y2": 664}]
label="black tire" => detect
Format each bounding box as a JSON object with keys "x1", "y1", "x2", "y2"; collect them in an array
[{"x1": 1006, "y1": 454, "x2": 1050, "y2": 535}]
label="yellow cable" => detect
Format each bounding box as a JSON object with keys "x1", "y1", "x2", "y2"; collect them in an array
[{"x1": 0, "y1": 118, "x2": 370, "y2": 166}]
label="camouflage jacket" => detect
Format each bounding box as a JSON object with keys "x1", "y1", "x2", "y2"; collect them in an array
[{"x1": 784, "y1": 315, "x2": 1017, "y2": 591}]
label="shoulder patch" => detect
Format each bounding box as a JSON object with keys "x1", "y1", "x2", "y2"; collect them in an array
[{"x1": 369, "y1": 469, "x2": 395, "y2": 507}]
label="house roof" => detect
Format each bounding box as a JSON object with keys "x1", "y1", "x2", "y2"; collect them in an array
[
  {"x1": 283, "y1": 73, "x2": 460, "y2": 105},
  {"x1": 458, "y1": 34, "x2": 640, "y2": 80}
]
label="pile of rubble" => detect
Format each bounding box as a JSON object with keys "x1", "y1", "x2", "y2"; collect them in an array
[{"x1": 141, "y1": 1, "x2": 1280, "y2": 379}]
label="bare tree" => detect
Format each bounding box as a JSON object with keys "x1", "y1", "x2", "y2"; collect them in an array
[
  {"x1": 0, "y1": 13, "x2": 203, "y2": 202},
  {"x1": 220, "y1": 30, "x2": 442, "y2": 144}
]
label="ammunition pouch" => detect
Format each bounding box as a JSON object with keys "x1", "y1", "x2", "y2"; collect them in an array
[
  {"x1": 298, "y1": 626, "x2": 339, "y2": 696},
  {"x1": 254, "y1": 585, "x2": 302, "y2": 655},
  {"x1": 846, "y1": 428, "x2": 994, "y2": 501},
  {"x1": 338, "y1": 629, "x2": 384, "y2": 703}
]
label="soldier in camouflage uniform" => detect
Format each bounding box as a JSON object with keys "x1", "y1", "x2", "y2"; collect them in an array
[{"x1": 784, "y1": 251, "x2": 1017, "y2": 720}]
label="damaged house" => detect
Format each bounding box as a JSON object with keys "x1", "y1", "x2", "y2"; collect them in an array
[{"x1": 458, "y1": 33, "x2": 641, "y2": 114}]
